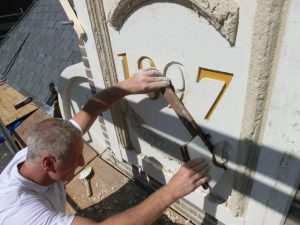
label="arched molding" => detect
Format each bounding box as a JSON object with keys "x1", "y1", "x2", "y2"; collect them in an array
[{"x1": 108, "y1": 0, "x2": 239, "y2": 45}]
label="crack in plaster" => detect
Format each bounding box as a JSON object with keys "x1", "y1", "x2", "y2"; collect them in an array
[{"x1": 108, "y1": 0, "x2": 239, "y2": 45}]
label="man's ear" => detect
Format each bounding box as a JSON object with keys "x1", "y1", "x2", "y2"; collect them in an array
[{"x1": 42, "y1": 155, "x2": 55, "y2": 172}]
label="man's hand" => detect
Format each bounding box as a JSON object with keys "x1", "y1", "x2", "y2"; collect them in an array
[
  {"x1": 166, "y1": 157, "x2": 210, "y2": 200},
  {"x1": 117, "y1": 67, "x2": 170, "y2": 94}
]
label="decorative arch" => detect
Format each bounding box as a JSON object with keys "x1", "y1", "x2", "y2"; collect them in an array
[{"x1": 108, "y1": 0, "x2": 239, "y2": 46}]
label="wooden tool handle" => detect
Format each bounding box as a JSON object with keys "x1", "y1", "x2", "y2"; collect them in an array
[{"x1": 84, "y1": 179, "x2": 92, "y2": 197}]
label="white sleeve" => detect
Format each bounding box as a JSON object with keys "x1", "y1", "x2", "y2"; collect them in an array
[{"x1": 69, "y1": 119, "x2": 83, "y2": 135}]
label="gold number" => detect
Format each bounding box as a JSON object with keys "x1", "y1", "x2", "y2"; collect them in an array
[
  {"x1": 118, "y1": 53, "x2": 233, "y2": 119},
  {"x1": 118, "y1": 54, "x2": 156, "y2": 80},
  {"x1": 197, "y1": 68, "x2": 233, "y2": 120},
  {"x1": 118, "y1": 53, "x2": 130, "y2": 80},
  {"x1": 138, "y1": 56, "x2": 159, "y2": 99},
  {"x1": 138, "y1": 56, "x2": 156, "y2": 69}
]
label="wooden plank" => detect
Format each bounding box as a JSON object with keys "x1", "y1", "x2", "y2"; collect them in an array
[
  {"x1": 14, "y1": 108, "x2": 49, "y2": 145},
  {"x1": 0, "y1": 83, "x2": 38, "y2": 126},
  {"x1": 59, "y1": 0, "x2": 86, "y2": 40}
]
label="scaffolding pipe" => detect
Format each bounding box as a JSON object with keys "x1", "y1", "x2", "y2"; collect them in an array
[
  {"x1": 0, "y1": 118, "x2": 18, "y2": 155},
  {"x1": 0, "y1": 12, "x2": 23, "y2": 19}
]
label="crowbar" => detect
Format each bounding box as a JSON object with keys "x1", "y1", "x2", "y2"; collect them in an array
[{"x1": 160, "y1": 84, "x2": 227, "y2": 189}]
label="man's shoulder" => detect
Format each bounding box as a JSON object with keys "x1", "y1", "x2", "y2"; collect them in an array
[
  {"x1": 0, "y1": 148, "x2": 27, "y2": 195},
  {"x1": 0, "y1": 147, "x2": 27, "y2": 178},
  {"x1": 0, "y1": 189, "x2": 74, "y2": 225},
  {"x1": 4, "y1": 147, "x2": 27, "y2": 169}
]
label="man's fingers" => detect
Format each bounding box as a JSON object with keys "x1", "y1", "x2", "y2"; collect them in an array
[
  {"x1": 155, "y1": 76, "x2": 171, "y2": 82},
  {"x1": 147, "y1": 81, "x2": 171, "y2": 90},
  {"x1": 142, "y1": 68, "x2": 164, "y2": 77},
  {"x1": 142, "y1": 67, "x2": 158, "y2": 72},
  {"x1": 167, "y1": 157, "x2": 211, "y2": 198},
  {"x1": 142, "y1": 75, "x2": 170, "y2": 83},
  {"x1": 192, "y1": 161, "x2": 210, "y2": 173},
  {"x1": 192, "y1": 164, "x2": 210, "y2": 179},
  {"x1": 185, "y1": 157, "x2": 206, "y2": 168},
  {"x1": 195, "y1": 176, "x2": 210, "y2": 188},
  {"x1": 131, "y1": 68, "x2": 172, "y2": 93},
  {"x1": 139, "y1": 74, "x2": 170, "y2": 90},
  {"x1": 184, "y1": 157, "x2": 210, "y2": 186}
]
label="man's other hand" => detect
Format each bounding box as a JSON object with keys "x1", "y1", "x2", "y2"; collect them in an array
[{"x1": 166, "y1": 157, "x2": 210, "y2": 200}]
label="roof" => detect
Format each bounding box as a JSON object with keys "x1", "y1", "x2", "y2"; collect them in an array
[{"x1": 0, "y1": 0, "x2": 82, "y2": 105}]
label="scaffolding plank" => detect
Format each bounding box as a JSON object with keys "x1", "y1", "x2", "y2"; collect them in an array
[{"x1": 0, "y1": 82, "x2": 38, "y2": 126}]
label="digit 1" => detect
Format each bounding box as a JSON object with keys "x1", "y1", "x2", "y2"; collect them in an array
[
  {"x1": 137, "y1": 56, "x2": 159, "y2": 99},
  {"x1": 118, "y1": 53, "x2": 130, "y2": 80}
]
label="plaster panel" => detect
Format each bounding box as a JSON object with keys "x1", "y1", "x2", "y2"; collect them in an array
[
  {"x1": 70, "y1": 0, "x2": 296, "y2": 224},
  {"x1": 104, "y1": 1, "x2": 253, "y2": 143},
  {"x1": 60, "y1": 0, "x2": 300, "y2": 224},
  {"x1": 100, "y1": 0, "x2": 256, "y2": 223},
  {"x1": 244, "y1": 1, "x2": 300, "y2": 224},
  {"x1": 226, "y1": 0, "x2": 291, "y2": 218}
]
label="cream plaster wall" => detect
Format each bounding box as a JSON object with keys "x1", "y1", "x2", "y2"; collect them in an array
[{"x1": 58, "y1": 0, "x2": 300, "y2": 224}]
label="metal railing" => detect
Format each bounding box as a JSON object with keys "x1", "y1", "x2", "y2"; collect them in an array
[
  {"x1": 0, "y1": 11, "x2": 23, "y2": 19},
  {"x1": 0, "y1": 118, "x2": 18, "y2": 155}
]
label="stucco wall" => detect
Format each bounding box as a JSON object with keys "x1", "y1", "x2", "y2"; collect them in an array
[{"x1": 57, "y1": 0, "x2": 300, "y2": 224}]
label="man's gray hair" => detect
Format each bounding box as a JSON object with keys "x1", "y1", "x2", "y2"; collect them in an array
[{"x1": 27, "y1": 118, "x2": 82, "y2": 163}]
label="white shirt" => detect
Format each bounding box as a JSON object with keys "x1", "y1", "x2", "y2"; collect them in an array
[
  {"x1": 0, "y1": 119, "x2": 82, "y2": 225},
  {"x1": 0, "y1": 148, "x2": 75, "y2": 225}
]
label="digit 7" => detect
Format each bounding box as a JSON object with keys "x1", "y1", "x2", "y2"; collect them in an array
[{"x1": 197, "y1": 68, "x2": 233, "y2": 120}]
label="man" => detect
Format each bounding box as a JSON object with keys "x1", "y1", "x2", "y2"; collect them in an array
[{"x1": 0, "y1": 68, "x2": 210, "y2": 225}]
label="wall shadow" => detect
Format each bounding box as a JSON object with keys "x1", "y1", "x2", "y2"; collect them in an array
[{"x1": 59, "y1": 76, "x2": 300, "y2": 222}]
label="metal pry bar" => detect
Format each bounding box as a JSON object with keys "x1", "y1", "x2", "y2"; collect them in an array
[{"x1": 160, "y1": 84, "x2": 227, "y2": 170}]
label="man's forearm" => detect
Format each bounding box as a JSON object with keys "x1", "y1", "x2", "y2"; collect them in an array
[
  {"x1": 71, "y1": 158, "x2": 210, "y2": 225},
  {"x1": 72, "y1": 69, "x2": 170, "y2": 133},
  {"x1": 73, "y1": 82, "x2": 129, "y2": 133},
  {"x1": 100, "y1": 185, "x2": 176, "y2": 225}
]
